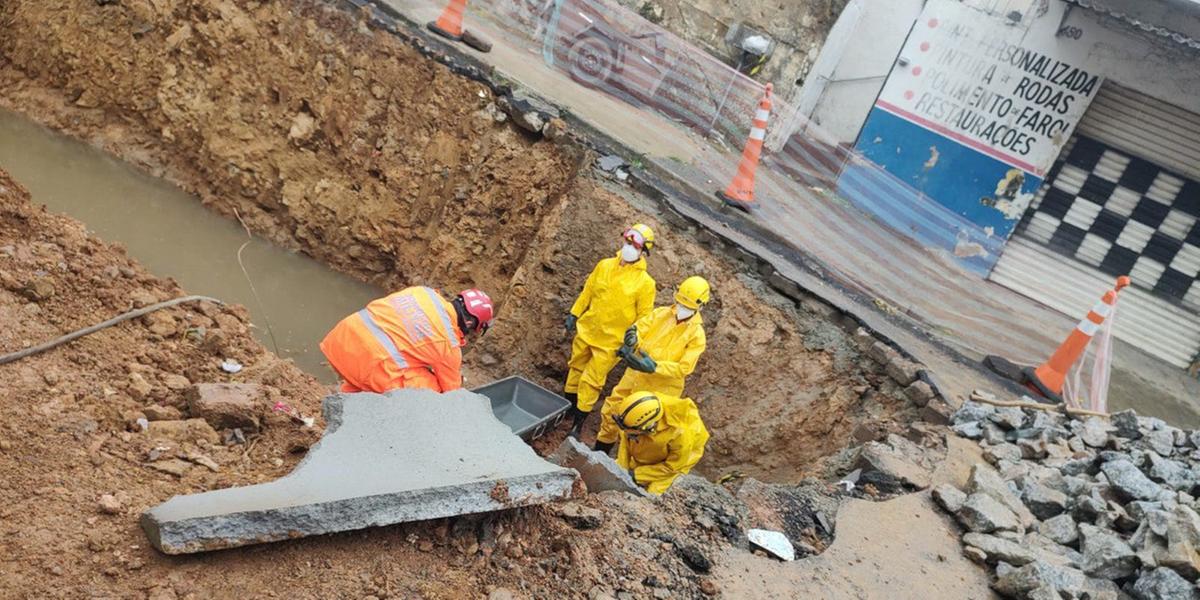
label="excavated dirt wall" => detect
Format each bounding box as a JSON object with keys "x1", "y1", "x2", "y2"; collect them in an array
[
  {"x1": 0, "y1": 0, "x2": 916, "y2": 482},
  {"x1": 0, "y1": 169, "x2": 745, "y2": 600}
]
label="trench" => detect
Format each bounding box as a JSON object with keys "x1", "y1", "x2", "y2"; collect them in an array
[
  {"x1": 0, "y1": 0, "x2": 928, "y2": 491},
  {"x1": 0, "y1": 108, "x2": 381, "y2": 382},
  {"x1": 0, "y1": 93, "x2": 903, "y2": 484}
]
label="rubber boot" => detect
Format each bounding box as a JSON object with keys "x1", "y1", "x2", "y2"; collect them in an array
[
  {"x1": 568, "y1": 407, "x2": 587, "y2": 438},
  {"x1": 565, "y1": 393, "x2": 585, "y2": 438},
  {"x1": 593, "y1": 440, "x2": 614, "y2": 454}
]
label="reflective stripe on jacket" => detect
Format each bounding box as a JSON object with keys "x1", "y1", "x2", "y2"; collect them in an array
[{"x1": 320, "y1": 286, "x2": 465, "y2": 392}]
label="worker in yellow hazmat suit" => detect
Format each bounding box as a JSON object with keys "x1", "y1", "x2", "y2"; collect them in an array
[
  {"x1": 594, "y1": 276, "x2": 710, "y2": 453},
  {"x1": 564, "y1": 224, "x2": 657, "y2": 437},
  {"x1": 610, "y1": 391, "x2": 709, "y2": 495}
]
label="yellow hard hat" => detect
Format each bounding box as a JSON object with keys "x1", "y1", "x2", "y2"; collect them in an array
[
  {"x1": 674, "y1": 276, "x2": 711, "y2": 310},
  {"x1": 624, "y1": 224, "x2": 655, "y2": 252},
  {"x1": 612, "y1": 391, "x2": 663, "y2": 434}
]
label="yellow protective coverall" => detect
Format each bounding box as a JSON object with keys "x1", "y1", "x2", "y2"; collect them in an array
[
  {"x1": 565, "y1": 254, "x2": 656, "y2": 412},
  {"x1": 597, "y1": 307, "x2": 706, "y2": 444},
  {"x1": 616, "y1": 394, "x2": 709, "y2": 494}
]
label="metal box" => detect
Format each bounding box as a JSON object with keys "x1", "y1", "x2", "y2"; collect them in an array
[{"x1": 473, "y1": 376, "x2": 571, "y2": 441}]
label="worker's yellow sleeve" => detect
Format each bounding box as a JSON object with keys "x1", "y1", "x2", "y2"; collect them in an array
[
  {"x1": 570, "y1": 263, "x2": 599, "y2": 318},
  {"x1": 635, "y1": 278, "x2": 656, "y2": 321},
  {"x1": 652, "y1": 326, "x2": 705, "y2": 381},
  {"x1": 631, "y1": 310, "x2": 655, "y2": 334},
  {"x1": 633, "y1": 440, "x2": 688, "y2": 495}
]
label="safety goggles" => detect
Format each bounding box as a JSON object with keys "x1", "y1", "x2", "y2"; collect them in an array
[{"x1": 623, "y1": 229, "x2": 646, "y2": 251}]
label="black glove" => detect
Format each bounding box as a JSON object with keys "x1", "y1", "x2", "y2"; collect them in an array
[
  {"x1": 566, "y1": 314, "x2": 578, "y2": 334},
  {"x1": 625, "y1": 350, "x2": 657, "y2": 373},
  {"x1": 623, "y1": 326, "x2": 638, "y2": 349}
]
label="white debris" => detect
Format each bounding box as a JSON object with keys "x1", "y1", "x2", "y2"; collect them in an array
[
  {"x1": 748, "y1": 528, "x2": 795, "y2": 561},
  {"x1": 220, "y1": 359, "x2": 243, "y2": 374}
]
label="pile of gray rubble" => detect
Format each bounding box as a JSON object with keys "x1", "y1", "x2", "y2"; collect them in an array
[{"x1": 935, "y1": 400, "x2": 1200, "y2": 599}]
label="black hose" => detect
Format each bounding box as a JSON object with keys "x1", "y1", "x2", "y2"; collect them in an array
[{"x1": 0, "y1": 295, "x2": 225, "y2": 365}]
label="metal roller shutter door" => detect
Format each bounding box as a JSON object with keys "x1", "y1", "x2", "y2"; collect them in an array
[{"x1": 990, "y1": 82, "x2": 1200, "y2": 369}]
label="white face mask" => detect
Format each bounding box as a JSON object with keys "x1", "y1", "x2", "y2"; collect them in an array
[
  {"x1": 675, "y1": 304, "x2": 696, "y2": 320},
  {"x1": 620, "y1": 243, "x2": 641, "y2": 263}
]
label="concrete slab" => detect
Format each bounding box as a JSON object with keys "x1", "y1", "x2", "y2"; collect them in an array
[
  {"x1": 548, "y1": 437, "x2": 650, "y2": 497},
  {"x1": 141, "y1": 390, "x2": 578, "y2": 554}
]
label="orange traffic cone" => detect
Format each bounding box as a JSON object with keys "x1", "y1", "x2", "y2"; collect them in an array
[
  {"x1": 1024, "y1": 276, "x2": 1130, "y2": 402},
  {"x1": 718, "y1": 83, "x2": 772, "y2": 212},
  {"x1": 427, "y1": 0, "x2": 466, "y2": 40}
]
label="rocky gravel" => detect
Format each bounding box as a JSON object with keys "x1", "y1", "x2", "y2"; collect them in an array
[{"x1": 938, "y1": 400, "x2": 1200, "y2": 599}]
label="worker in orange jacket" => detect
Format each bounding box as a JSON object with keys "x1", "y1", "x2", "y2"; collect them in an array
[{"x1": 320, "y1": 287, "x2": 494, "y2": 393}]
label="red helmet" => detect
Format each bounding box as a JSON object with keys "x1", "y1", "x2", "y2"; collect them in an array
[{"x1": 457, "y1": 289, "x2": 495, "y2": 333}]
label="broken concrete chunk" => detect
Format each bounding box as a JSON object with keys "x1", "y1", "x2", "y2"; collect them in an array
[
  {"x1": 962, "y1": 532, "x2": 1038, "y2": 566},
  {"x1": 903, "y1": 380, "x2": 935, "y2": 407},
  {"x1": 884, "y1": 357, "x2": 920, "y2": 387},
  {"x1": 597, "y1": 155, "x2": 626, "y2": 172},
  {"x1": 993, "y1": 560, "x2": 1119, "y2": 599},
  {"x1": 990, "y1": 407, "x2": 1026, "y2": 431},
  {"x1": 932, "y1": 483, "x2": 966, "y2": 514},
  {"x1": 1111, "y1": 410, "x2": 1142, "y2": 440},
  {"x1": 1130, "y1": 567, "x2": 1200, "y2": 600},
  {"x1": 968, "y1": 464, "x2": 1036, "y2": 528},
  {"x1": 1147, "y1": 429, "x2": 1178, "y2": 457},
  {"x1": 953, "y1": 402, "x2": 995, "y2": 425},
  {"x1": 952, "y1": 421, "x2": 983, "y2": 440},
  {"x1": 919, "y1": 399, "x2": 954, "y2": 426},
  {"x1": 1040, "y1": 514, "x2": 1079, "y2": 546},
  {"x1": 1017, "y1": 437, "x2": 1048, "y2": 460},
  {"x1": 187, "y1": 383, "x2": 268, "y2": 431},
  {"x1": 958, "y1": 493, "x2": 1021, "y2": 533},
  {"x1": 141, "y1": 390, "x2": 577, "y2": 554},
  {"x1": 1077, "y1": 417, "x2": 1111, "y2": 448},
  {"x1": 984, "y1": 443, "x2": 1023, "y2": 465},
  {"x1": 1158, "y1": 505, "x2": 1200, "y2": 581},
  {"x1": 852, "y1": 438, "x2": 932, "y2": 492},
  {"x1": 1078, "y1": 524, "x2": 1138, "y2": 579},
  {"x1": 1023, "y1": 482, "x2": 1068, "y2": 520},
  {"x1": 1101, "y1": 460, "x2": 1167, "y2": 502},
  {"x1": 548, "y1": 437, "x2": 648, "y2": 496}
]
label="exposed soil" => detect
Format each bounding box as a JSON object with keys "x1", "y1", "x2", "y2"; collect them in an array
[
  {"x1": 0, "y1": 0, "x2": 958, "y2": 597},
  {"x1": 0, "y1": 170, "x2": 795, "y2": 599},
  {"x1": 0, "y1": 0, "x2": 918, "y2": 482}
]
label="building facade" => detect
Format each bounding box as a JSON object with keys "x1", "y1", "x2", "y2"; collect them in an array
[{"x1": 794, "y1": 0, "x2": 1200, "y2": 370}]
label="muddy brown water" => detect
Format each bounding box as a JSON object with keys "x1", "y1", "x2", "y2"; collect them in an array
[{"x1": 0, "y1": 109, "x2": 381, "y2": 382}]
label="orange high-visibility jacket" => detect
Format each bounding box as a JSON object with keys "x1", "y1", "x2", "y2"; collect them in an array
[{"x1": 320, "y1": 286, "x2": 465, "y2": 393}]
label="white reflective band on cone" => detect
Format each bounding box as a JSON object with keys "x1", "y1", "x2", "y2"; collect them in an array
[
  {"x1": 1092, "y1": 302, "x2": 1113, "y2": 318},
  {"x1": 1077, "y1": 318, "x2": 1100, "y2": 336},
  {"x1": 749, "y1": 128, "x2": 765, "y2": 141},
  {"x1": 754, "y1": 109, "x2": 770, "y2": 121}
]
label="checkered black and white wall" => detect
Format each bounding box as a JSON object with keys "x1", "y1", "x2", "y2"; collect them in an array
[{"x1": 1014, "y1": 136, "x2": 1200, "y2": 310}]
